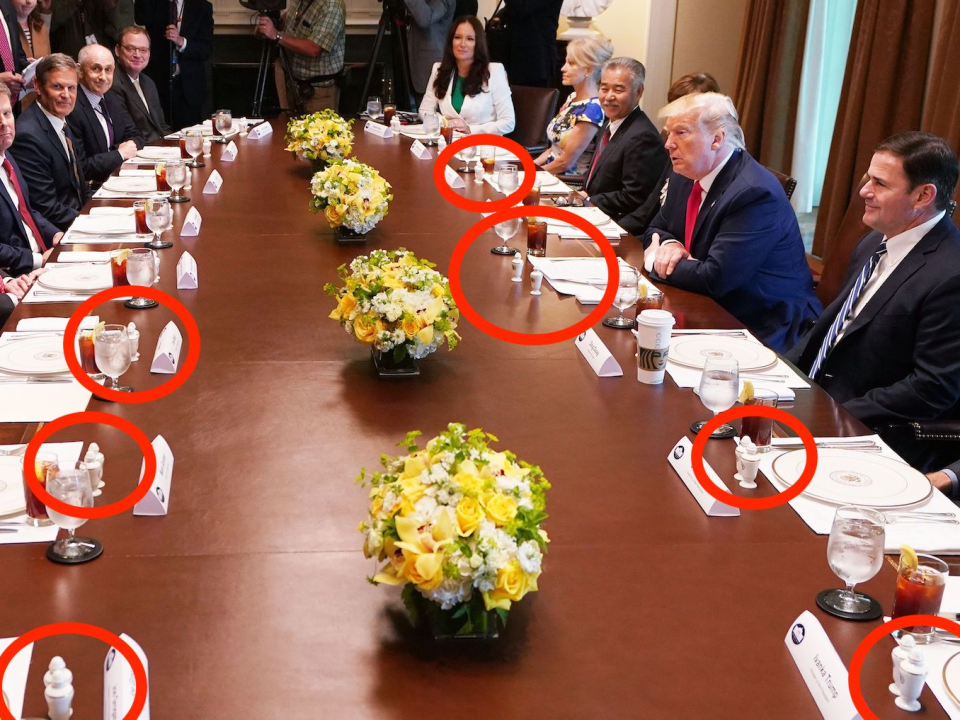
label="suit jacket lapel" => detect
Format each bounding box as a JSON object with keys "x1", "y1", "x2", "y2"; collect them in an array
[
  {"x1": 591, "y1": 107, "x2": 640, "y2": 181},
  {"x1": 76, "y1": 92, "x2": 107, "y2": 153},
  {"x1": 37, "y1": 108, "x2": 69, "y2": 163},
  {"x1": 123, "y1": 72, "x2": 151, "y2": 120},
  {"x1": 691, "y1": 149, "x2": 742, "y2": 249}
]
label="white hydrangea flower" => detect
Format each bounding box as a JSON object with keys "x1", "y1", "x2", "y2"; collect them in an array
[{"x1": 518, "y1": 540, "x2": 542, "y2": 575}]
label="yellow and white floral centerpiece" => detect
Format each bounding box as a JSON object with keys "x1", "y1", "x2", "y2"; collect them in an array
[
  {"x1": 284, "y1": 109, "x2": 354, "y2": 167},
  {"x1": 358, "y1": 424, "x2": 550, "y2": 637},
  {"x1": 310, "y1": 159, "x2": 392, "y2": 237},
  {"x1": 325, "y1": 249, "x2": 459, "y2": 365}
]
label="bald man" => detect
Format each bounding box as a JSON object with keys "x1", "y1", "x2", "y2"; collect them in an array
[{"x1": 66, "y1": 44, "x2": 144, "y2": 188}]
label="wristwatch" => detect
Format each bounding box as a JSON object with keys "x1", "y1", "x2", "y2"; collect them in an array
[{"x1": 275, "y1": 31, "x2": 284, "y2": 44}]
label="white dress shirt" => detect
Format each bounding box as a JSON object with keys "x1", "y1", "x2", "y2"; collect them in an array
[
  {"x1": 0, "y1": 151, "x2": 41, "y2": 270},
  {"x1": 80, "y1": 85, "x2": 111, "y2": 147},
  {"x1": 835, "y1": 210, "x2": 945, "y2": 342},
  {"x1": 606, "y1": 108, "x2": 635, "y2": 139}
]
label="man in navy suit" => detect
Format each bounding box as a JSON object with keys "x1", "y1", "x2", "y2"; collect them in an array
[
  {"x1": 69, "y1": 44, "x2": 144, "y2": 188},
  {"x1": 8, "y1": 54, "x2": 87, "y2": 232},
  {"x1": 0, "y1": 82, "x2": 61, "y2": 275},
  {"x1": 111, "y1": 26, "x2": 172, "y2": 143},
  {"x1": 136, "y1": 0, "x2": 213, "y2": 128},
  {"x1": 642, "y1": 92, "x2": 821, "y2": 352},
  {"x1": 787, "y1": 132, "x2": 960, "y2": 469}
]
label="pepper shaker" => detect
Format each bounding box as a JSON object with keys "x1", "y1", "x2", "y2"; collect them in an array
[
  {"x1": 511, "y1": 254, "x2": 524, "y2": 283},
  {"x1": 530, "y1": 268, "x2": 543, "y2": 296}
]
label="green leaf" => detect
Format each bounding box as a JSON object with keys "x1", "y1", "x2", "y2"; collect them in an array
[
  {"x1": 401, "y1": 584, "x2": 419, "y2": 626},
  {"x1": 495, "y1": 608, "x2": 509, "y2": 627}
]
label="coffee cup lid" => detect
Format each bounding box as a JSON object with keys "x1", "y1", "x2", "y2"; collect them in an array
[{"x1": 637, "y1": 309, "x2": 675, "y2": 326}]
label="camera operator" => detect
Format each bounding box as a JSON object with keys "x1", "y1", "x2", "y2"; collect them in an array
[
  {"x1": 254, "y1": 0, "x2": 344, "y2": 113},
  {"x1": 403, "y1": 0, "x2": 455, "y2": 95}
]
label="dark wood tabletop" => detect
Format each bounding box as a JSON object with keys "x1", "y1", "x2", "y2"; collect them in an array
[{"x1": 0, "y1": 120, "x2": 950, "y2": 719}]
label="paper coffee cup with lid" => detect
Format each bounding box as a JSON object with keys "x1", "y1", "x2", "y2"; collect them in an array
[{"x1": 636, "y1": 309, "x2": 675, "y2": 384}]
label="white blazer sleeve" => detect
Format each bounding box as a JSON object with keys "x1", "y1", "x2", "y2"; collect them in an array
[
  {"x1": 419, "y1": 63, "x2": 441, "y2": 117},
  {"x1": 468, "y1": 64, "x2": 516, "y2": 136}
]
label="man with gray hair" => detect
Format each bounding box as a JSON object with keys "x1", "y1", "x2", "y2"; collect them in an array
[
  {"x1": 642, "y1": 91, "x2": 820, "y2": 351},
  {"x1": 583, "y1": 56, "x2": 667, "y2": 235}
]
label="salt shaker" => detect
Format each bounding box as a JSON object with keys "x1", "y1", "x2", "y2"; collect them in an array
[
  {"x1": 474, "y1": 158, "x2": 485, "y2": 184},
  {"x1": 43, "y1": 656, "x2": 72, "y2": 689},
  {"x1": 511, "y1": 254, "x2": 524, "y2": 283},
  {"x1": 895, "y1": 648, "x2": 927, "y2": 712},
  {"x1": 437, "y1": 134, "x2": 447, "y2": 152},
  {"x1": 127, "y1": 321, "x2": 140, "y2": 361},
  {"x1": 530, "y1": 268, "x2": 543, "y2": 296},
  {"x1": 202, "y1": 138, "x2": 212, "y2": 157},
  {"x1": 45, "y1": 668, "x2": 73, "y2": 720},
  {"x1": 390, "y1": 115, "x2": 401, "y2": 134},
  {"x1": 739, "y1": 449, "x2": 760, "y2": 489},
  {"x1": 890, "y1": 634, "x2": 916, "y2": 696},
  {"x1": 83, "y1": 445, "x2": 104, "y2": 497},
  {"x1": 734, "y1": 436, "x2": 754, "y2": 482}
]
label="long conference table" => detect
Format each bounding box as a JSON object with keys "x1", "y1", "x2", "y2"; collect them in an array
[{"x1": 0, "y1": 118, "x2": 952, "y2": 718}]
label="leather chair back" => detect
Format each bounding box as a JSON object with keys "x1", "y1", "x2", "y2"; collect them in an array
[{"x1": 506, "y1": 85, "x2": 559, "y2": 154}]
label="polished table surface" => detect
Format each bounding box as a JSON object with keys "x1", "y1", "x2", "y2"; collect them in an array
[{"x1": 0, "y1": 120, "x2": 950, "y2": 719}]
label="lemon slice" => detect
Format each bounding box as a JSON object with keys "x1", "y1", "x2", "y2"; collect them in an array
[
  {"x1": 115, "y1": 249, "x2": 131, "y2": 263},
  {"x1": 739, "y1": 380, "x2": 755, "y2": 404},
  {"x1": 900, "y1": 544, "x2": 918, "y2": 573},
  {"x1": 638, "y1": 283, "x2": 648, "y2": 301},
  {"x1": 92, "y1": 320, "x2": 105, "y2": 338}
]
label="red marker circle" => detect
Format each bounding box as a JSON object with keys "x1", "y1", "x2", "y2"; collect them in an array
[
  {"x1": 848, "y1": 614, "x2": 960, "y2": 719},
  {"x1": 433, "y1": 134, "x2": 536, "y2": 213},
  {"x1": 0, "y1": 622, "x2": 147, "y2": 720},
  {"x1": 448, "y1": 205, "x2": 619, "y2": 345},
  {"x1": 64, "y1": 285, "x2": 201, "y2": 404},
  {"x1": 690, "y1": 405, "x2": 818, "y2": 510},
  {"x1": 23, "y1": 411, "x2": 156, "y2": 520}
]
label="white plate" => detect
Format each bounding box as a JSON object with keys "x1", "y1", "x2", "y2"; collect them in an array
[
  {"x1": 943, "y1": 651, "x2": 960, "y2": 707},
  {"x1": 669, "y1": 335, "x2": 778, "y2": 372},
  {"x1": 771, "y1": 448, "x2": 934, "y2": 508},
  {"x1": 0, "y1": 336, "x2": 69, "y2": 375},
  {"x1": 70, "y1": 214, "x2": 134, "y2": 234},
  {"x1": 538, "y1": 173, "x2": 560, "y2": 187},
  {"x1": 102, "y1": 176, "x2": 157, "y2": 193},
  {"x1": 0, "y1": 461, "x2": 25, "y2": 516},
  {"x1": 135, "y1": 147, "x2": 183, "y2": 160},
  {"x1": 36, "y1": 264, "x2": 111, "y2": 292}
]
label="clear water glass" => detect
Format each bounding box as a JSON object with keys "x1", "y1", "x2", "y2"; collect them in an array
[
  {"x1": 695, "y1": 356, "x2": 739, "y2": 434},
  {"x1": 492, "y1": 216, "x2": 521, "y2": 255},
  {"x1": 822, "y1": 506, "x2": 886, "y2": 614},
  {"x1": 498, "y1": 164, "x2": 519, "y2": 195},
  {"x1": 125, "y1": 248, "x2": 158, "y2": 309},
  {"x1": 46, "y1": 465, "x2": 98, "y2": 562},
  {"x1": 459, "y1": 144, "x2": 477, "y2": 172},
  {"x1": 215, "y1": 109, "x2": 232, "y2": 137},
  {"x1": 94, "y1": 324, "x2": 132, "y2": 391},
  {"x1": 366, "y1": 96, "x2": 382, "y2": 118},
  {"x1": 605, "y1": 265, "x2": 640, "y2": 327},
  {"x1": 185, "y1": 130, "x2": 203, "y2": 167},
  {"x1": 166, "y1": 160, "x2": 187, "y2": 202}
]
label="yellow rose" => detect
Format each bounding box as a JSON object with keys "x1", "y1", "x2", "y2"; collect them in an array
[
  {"x1": 453, "y1": 471, "x2": 483, "y2": 496},
  {"x1": 399, "y1": 477, "x2": 425, "y2": 504},
  {"x1": 455, "y1": 497, "x2": 483, "y2": 537},
  {"x1": 329, "y1": 293, "x2": 358, "y2": 321},
  {"x1": 482, "y1": 560, "x2": 538, "y2": 611},
  {"x1": 400, "y1": 551, "x2": 444, "y2": 591},
  {"x1": 324, "y1": 205, "x2": 342, "y2": 226},
  {"x1": 482, "y1": 491, "x2": 518, "y2": 526},
  {"x1": 430, "y1": 283, "x2": 445, "y2": 297},
  {"x1": 401, "y1": 317, "x2": 420, "y2": 338},
  {"x1": 402, "y1": 453, "x2": 427, "y2": 478},
  {"x1": 353, "y1": 316, "x2": 383, "y2": 344}
]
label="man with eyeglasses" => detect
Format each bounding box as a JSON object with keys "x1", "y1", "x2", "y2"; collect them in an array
[
  {"x1": 67, "y1": 43, "x2": 144, "y2": 187},
  {"x1": 110, "y1": 25, "x2": 170, "y2": 143}
]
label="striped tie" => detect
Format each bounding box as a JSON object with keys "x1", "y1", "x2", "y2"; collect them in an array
[{"x1": 808, "y1": 240, "x2": 888, "y2": 380}]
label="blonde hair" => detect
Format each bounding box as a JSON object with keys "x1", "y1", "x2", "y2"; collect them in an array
[
  {"x1": 566, "y1": 37, "x2": 614, "y2": 84},
  {"x1": 659, "y1": 91, "x2": 745, "y2": 150}
]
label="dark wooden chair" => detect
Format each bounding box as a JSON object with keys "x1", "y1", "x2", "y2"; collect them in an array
[
  {"x1": 765, "y1": 167, "x2": 798, "y2": 201},
  {"x1": 506, "y1": 85, "x2": 559, "y2": 155}
]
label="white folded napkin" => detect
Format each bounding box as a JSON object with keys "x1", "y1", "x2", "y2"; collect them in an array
[
  {"x1": 70, "y1": 214, "x2": 135, "y2": 234},
  {"x1": 90, "y1": 206, "x2": 134, "y2": 216},
  {"x1": 54, "y1": 251, "x2": 110, "y2": 263},
  {"x1": 16, "y1": 316, "x2": 98, "y2": 332},
  {"x1": 119, "y1": 168, "x2": 156, "y2": 177},
  {"x1": 755, "y1": 436, "x2": 960, "y2": 553}
]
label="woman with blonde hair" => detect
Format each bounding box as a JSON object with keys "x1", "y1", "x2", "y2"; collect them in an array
[{"x1": 534, "y1": 36, "x2": 613, "y2": 175}]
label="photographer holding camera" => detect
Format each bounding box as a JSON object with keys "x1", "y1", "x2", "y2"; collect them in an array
[{"x1": 254, "y1": 0, "x2": 344, "y2": 113}]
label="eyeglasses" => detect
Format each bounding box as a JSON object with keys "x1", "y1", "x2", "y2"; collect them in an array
[{"x1": 120, "y1": 45, "x2": 150, "y2": 56}]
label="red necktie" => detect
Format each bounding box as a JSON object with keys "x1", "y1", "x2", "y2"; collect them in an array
[
  {"x1": 0, "y1": 276, "x2": 5, "y2": 293},
  {"x1": 0, "y1": 23, "x2": 13, "y2": 73},
  {"x1": 684, "y1": 181, "x2": 703, "y2": 252},
  {"x1": 586, "y1": 128, "x2": 611, "y2": 187},
  {"x1": 3, "y1": 158, "x2": 47, "y2": 252}
]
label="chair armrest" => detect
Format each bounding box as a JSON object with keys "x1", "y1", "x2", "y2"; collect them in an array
[{"x1": 882, "y1": 421, "x2": 960, "y2": 441}]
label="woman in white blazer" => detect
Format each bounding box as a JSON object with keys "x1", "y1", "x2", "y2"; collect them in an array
[{"x1": 418, "y1": 15, "x2": 516, "y2": 136}]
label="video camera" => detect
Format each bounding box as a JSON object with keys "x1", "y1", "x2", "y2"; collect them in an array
[{"x1": 239, "y1": 0, "x2": 285, "y2": 19}]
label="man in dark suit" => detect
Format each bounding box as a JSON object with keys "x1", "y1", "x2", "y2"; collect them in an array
[
  {"x1": 643, "y1": 92, "x2": 820, "y2": 352},
  {"x1": 69, "y1": 44, "x2": 143, "y2": 187},
  {"x1": 111, "y1": 25, "x2": 171, "y2": 142},
  {"x1": 0, "y1": 0, "x2": 28, "y2": 97},
  {"x1": 0, "y1": 83, "x2": 61, "y2": 275},
  {"x1": 9, "y1": 53, "x2": 90, "y2": 231},
  {"x1": 584, "y1": 57, "x2": 667, "y2": 237},
  {"x1": 928, "y1": 461, "x2": 960, "y2": 503},
  {"x1": 787, "y1": 131, "x2": 960, "y2": 470},
  {"x1": 0, "y1": 268, "x2": 40, "y2": 328},
  {"x1": 500, "y1": 0, "x2": 562, "y2": 88},
  {"x1": 135, "y1": 0, "x2": 213, "y2": 128}
]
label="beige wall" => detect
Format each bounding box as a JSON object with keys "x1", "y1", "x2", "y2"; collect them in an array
[{"x1": 671, "y1": 0, "x2": 748, "y2": 98}]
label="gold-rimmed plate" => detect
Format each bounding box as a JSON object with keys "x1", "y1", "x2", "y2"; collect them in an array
[
  {"x1": 943, "y1": 651, "x2": 960, "y2": 707},
  {"x1": 0, "y1": 336, "x2": 69, "y2": 376},
  {"x1": 669, "y1": 335, "x2": 778, "y2": 372},
  {"x1": 771, "y1": 448, "x2": 933, "y2": 508}
]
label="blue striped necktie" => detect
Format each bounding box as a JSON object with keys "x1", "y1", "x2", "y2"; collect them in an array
[{"x1": 808, "y1": 239, "x2": 888, "y2": 380}]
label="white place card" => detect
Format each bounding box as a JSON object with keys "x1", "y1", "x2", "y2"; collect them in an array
[
  {"x1": 410, "y1": 139, "x2": 431, "y2": 159},
  {"x1": 574, "y1": 329, "x2": 622, "y2": 377},
  {"x1": 134, "y1": 435, "x2": 173, "y2": 516},
  {"x1": 364, "y1": 120, "x2": 393, "y2": 139},
  {"x1": 180, "y1": 206, "x2": 202, "y2": 237},
  {"x1": 104, "y1": 632, "x2": 150, "y2": 719},
  {"x1": 221, "y1": 140, "x2": 238, "y2": 161},
  {"x1": 444, "y1": 164, "x2": 466, "y2": 189},
  {"x1": 203, "y1": 170, "x2": 223, "y2": 194},
  {"x1": 247, "y1": 121, "x2": 272, "y2": 139},
  {"x1": 150, "y1": 321, "x2": 182, "y2": 374},
  {"x1": 176, "y1": 251, "x2": 198, "y2": 289},
  {"x1": 667, "y1": 436, "x2": 740, "y2": 517},
  {"x1": 784, "y1": 611, "x2": 859, "y2": 720}
]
